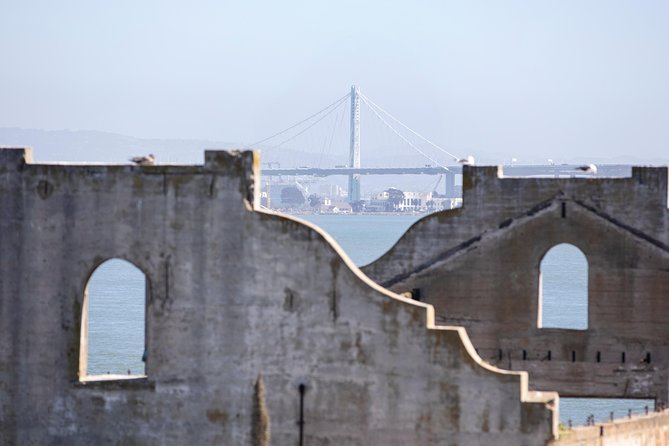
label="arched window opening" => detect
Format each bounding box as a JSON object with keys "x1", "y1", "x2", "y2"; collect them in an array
[
  {"x1": 80, "y1": 259, "x2": 146, "y2": 380},
  {"x1": 538, "y1": 243, "x2": 588, "y2": 330}
]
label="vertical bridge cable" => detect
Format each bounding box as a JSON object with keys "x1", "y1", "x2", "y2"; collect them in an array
[
  {"x1": 359, "y1": 92, "x2": 462, "y2": 162},
  {"x1": 358, "y1": 94, "x2": 451, "y2": 171}
]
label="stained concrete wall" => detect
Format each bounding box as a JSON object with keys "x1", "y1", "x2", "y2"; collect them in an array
[
  {"x1": 0, "y1": 148, "x2": 556, "y2": 445},
  {"x1": 364, "y1": 165, "x2": 669, "y2": 403}
]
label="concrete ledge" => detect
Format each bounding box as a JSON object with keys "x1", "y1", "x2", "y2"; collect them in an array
[
  {"x1": 75, "y1": 376, "x2": 154, "y2": 390},
  {"x1": 551, "y1": 409, "x2": 669, "y2": 445}
]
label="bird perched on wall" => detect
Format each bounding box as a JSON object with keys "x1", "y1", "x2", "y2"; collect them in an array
[
  {"x1": 576, "y1": 163, "x2": 597, "y2": 175},
  {"x1": 457, "y1": 155, "x2": 476, "y2": 166},
  {"x1": 130, "y1": 154, "x2": 155, "y2": 166}
]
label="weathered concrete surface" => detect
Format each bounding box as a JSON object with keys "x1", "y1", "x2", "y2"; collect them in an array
[
  {"x1": 0, "y1": 148, "x2": 556, "y2": 445},
  {"x1": 550, "y1": 410, "x2": 669, "y2": 445},
  {"x1": 364, "y1": 165, "x2": 669, "y2": 403}
]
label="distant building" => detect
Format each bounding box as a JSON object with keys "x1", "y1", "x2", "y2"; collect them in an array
[
  {"x1": 366, "y1": 190, "x2": 390, "y2": 212},
  {"x1": 428, "y1": 196, "x2": 462, "y2": 211},
  {"x1": 266, "y1": 183, "x2": 307, "y2": 210},
  {"x1": 361, "y1": 191, "x2": 462, "y2": 213},
  {"x1": 398, "y1": 191, "x2": 430, "y2": 212},
  {"x1": 260, "y1": 191, "x2": 270, "y2": 208},
  {"x1": 319, "y1": 201, "x2": 352, "y2": 214}
]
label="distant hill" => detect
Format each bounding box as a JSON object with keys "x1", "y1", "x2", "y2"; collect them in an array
[
  {"x1": 2, "y1": 127, "x2": 666, "y2": 197},
  {"x1": 0, "y1": 127, "x2": 355, "y2": 167},
  {"x1": 0, "y1": 127, "x2": 447, "y2": 170},
  {"x1": 0, "y1": 127, "x2": 235, "y2": 164},
  {"x1": 0, "y1": 127, "x2": 449, "y2": 193},
  {"x1": 3, "y1": 127, "x2": 665, "y2": 167}
]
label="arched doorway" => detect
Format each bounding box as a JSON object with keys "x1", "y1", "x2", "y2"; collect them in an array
[
  {"x1": 80, "y1": 259, "x2": 147, "y2": 379},
  {"x1": 538, "y1": 243, "x2": 588, "y2": 330}
]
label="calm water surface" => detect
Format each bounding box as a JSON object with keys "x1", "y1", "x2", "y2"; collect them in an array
[
  {"x1": 87, "y1": 213, "x2": 652, "y2": 427},
  {"x1": 87, "y1": 260, "x2": 145, "y2": 376}
]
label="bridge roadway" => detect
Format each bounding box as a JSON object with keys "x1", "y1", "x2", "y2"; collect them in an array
[{"x1": 262, "y1": 164, "x2": 632, "y2": 177}]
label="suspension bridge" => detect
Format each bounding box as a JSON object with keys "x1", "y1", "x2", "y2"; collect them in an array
[
  {"x1": 247, "y1": 85, "x2": 467, "y2": 202},
  {"x1": 249, "y1": 86, "x2": 629, "y2": 203}
]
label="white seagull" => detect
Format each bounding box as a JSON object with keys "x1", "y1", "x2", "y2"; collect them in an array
[
  {"x1": 576, "y1": 163, "x2": 597, "y2": 175},
  {"x1": 130, "y1": 154, "x2": 155, "y2": 166},
  {"x1": 457, "y1": 155, "x2": 476, "y2": 166}
]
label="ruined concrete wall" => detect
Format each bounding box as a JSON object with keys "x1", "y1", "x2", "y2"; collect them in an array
[
  {"x1": 550, "y1": 410, "x2": 669, "y2": 445},
  {"x1": 364, "y1": 165, "x2": 669, "y2": 402},
  {"x1": 0, "y1": 149, "x2": 556, "y2": 445}
]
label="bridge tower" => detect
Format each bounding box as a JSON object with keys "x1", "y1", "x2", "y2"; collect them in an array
[{"x1": 348, "y1": 85, "x2": 361, "y2": 203}]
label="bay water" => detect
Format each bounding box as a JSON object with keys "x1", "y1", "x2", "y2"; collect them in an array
[{"x1": 87, "y1": 213, "x2": 653, "y2": 427}]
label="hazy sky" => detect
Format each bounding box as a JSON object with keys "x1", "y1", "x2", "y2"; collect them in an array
[{"x1": 1, "y1": 1, "x2": 668, "y2": 163}]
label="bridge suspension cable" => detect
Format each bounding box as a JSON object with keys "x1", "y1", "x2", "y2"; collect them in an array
[
  {"x1": 359, "y1": 92, "x2": 462, "y2": 162},
  {"x1": 245, "y1": 92, "x2": 350, "y2": 148},
  {"x1": 358, "y1": 94, "x2": 451, "y2": 170},
  {"x1": 272, "y1": 97, "x2": 348, "y2": 148}
]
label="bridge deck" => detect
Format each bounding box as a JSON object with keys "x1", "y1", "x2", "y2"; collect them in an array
[{"x1": 262, "y1": 165, "x2": 632, "y2": 177}]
